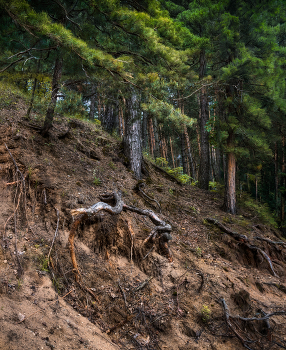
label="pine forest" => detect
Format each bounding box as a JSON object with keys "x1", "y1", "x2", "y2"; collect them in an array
[{"x1": 1, "y1": 1, "x2": 286, "y2": 349}]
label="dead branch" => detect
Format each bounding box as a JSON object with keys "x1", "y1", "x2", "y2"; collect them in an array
[
  {"x1": 135, "y1": 276, "x2": 153, "y2": 291},
  {"x1": 206, "y1": 217, "x2": 248, "y2": 241},
  {"x1": 206, "y1": 217, "x2": 278, "y2": 277},
  {"x1": 47, "y1": 208, "x2": 60, "y2": 263},
  {"x1": 118, "y1": 279, "x2": 128, "y2": 311},
  {"x1": 254, "y1": 236, "x2": 286, "y2": 247},
  {"x1": 221, "y1": 298, "x2": 286, "y2": 350},
  {"x1": 221, "y1": 298, "x2": 254, "y2": 350}
]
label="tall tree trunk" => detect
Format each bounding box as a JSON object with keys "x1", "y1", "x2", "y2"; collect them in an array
[
  {"x1": 89, "y1": 84, "x2": 96, "y2": 120},
  {"x1": 124, "y1": 95, "x2": 142, "y2": 179},
  {"x1": 142, "y1": 112, "x2": 148, "y2": 151},
  {"x1": 170, "y1": 137, "x2": 175, "y2": 169},
  {"x1": 184, "y1": 126, "x2": 196, "y2": 180},
  {"x1": 181, "y1": 132, "x2": 187, "y2": 174},
  {"x1": 103, "y1": 104, "x2": 116, "y2": 133},
  {"x1": 274, "y1": 142, "x2": 279, "y2": 216},
  {"x1": 223, "y1": 130, "x2": 236, "y2": 214},
  {"x1": 198, "y1": 50, "x2": 210, "y2": 189},
  {"x1": 42, "y1": 55, "x2": 63, "y2": 136},
  {"x1": 281, "y1": 133, "x2": 285, "y2": 222},
  {"x1": 148, "y1": 116, "x2": 155, "y2": 157},
  {"x1": 153, "y1": 117, "x2": 160, "y2": 159}
]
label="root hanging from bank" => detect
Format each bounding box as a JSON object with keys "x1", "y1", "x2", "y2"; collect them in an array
[
  {"x1": 221, "y1": 298, "x2": 286, "y2": 350},
  {"x1": 69, "y1": 191, "x2": 172, "y2": 281},
  {"x1": 206, "y1": 217, "x2": 279, "y2": 277}
]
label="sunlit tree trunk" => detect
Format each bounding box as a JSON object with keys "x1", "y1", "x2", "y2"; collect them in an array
[
  {"x1": 123, "y1": 94, "x2": 142, "y2": 179},
  {"x1": 223, "y1": 130, "x2": 236, "y2": 214},
  {"x1": 89, "y1": 84, "x2": 96, "y2": 120}
]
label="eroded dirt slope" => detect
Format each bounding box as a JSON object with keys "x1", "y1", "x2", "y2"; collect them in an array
[{"x1": 0, "y1": 105, "x2": 286, "y2": 350}]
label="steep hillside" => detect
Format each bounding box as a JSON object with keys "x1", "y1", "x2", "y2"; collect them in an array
[{"x1": 0, "y1": 100, "x2": 286, "y2": 350}]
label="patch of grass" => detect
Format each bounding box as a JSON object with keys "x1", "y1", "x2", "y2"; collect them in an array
[
  {"x1": 0, "y1": 81, "x2": 28, "y2": 109},
  {"x1": 93, "y1": 176, "x2": 101, "y2": 186},
  {"x1": 201, "y1": 305, "x2": 211, "y2": 323},
  {"x1": 109, "y1": 161, "x2": 116, "y2": 170},
  {"x1": 195, "y1": 247, "x2": 202, "y2": 258},
  {"x1": 38, "y1": 255, "x2": 49, "y2": 272},
  {"x1": 238, "y1": 193, "x2": 277, "y2": 228}
]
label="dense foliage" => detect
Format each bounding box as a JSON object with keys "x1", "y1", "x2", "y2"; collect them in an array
[{"x1": 0, "y1": 0, "x2": 286, "y2": 228}]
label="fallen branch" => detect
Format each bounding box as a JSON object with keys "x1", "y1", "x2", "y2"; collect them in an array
[
  {"x1": 135, "y1": 276, "x2": 153, "y2": 292},
  {"x1": 206, "y1": 217, "x2": 278, "y2": 277},
  {"x1": 221, "y1": 298, "x2": 286, "y2": 350},
  {"x1": 254, "y1": 236, "x2": 286, "y2": 247},
  {"x1": 47, "y1": 208, "x2": 60, "y2": 263},
  {"x1": 221, "y1": 298, "x2": 254, "y2": 350}
]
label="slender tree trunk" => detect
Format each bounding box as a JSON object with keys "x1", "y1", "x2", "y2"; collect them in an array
[
  {"x1": 274, "y1": 142, "x2": 279, "y2": 216},
  {"x1": 170, "y1": 137, "x2": 175, "y2": 169},
  {"x1": 184, "y1": 127, "x2": 196, "y2": 180},
  {"x1": 181, "y1": 132, "x2": 187, "y2": 174},
  {"x1": 26, "y1": 76, "x2": 38, "y2": 119},
  {"x1": 142, "y1": 112, "x2": 148, "y2": 151},
  {"x1": 89, "y1": 84, "x2": 96, "y2": 120},
  {"x1": 102, "y1": 104, "x2": 116, "y2": 133},
  {"x1": 153, "y1": 117, "x2": 160, "y2": 159},
  {"x1": 148, "y1": 116, "x2": 155, "y2": 157},
  {"x1": 281, "y1": 133, "x2": 285, "y2": 222},
  {"x1": 223, "y1": 130, "x2": 236, "y2": 214},
  {"x1": 198, "y1": 50, "x2": 210, "y2": 189},
  {"x1": 42, "y1": 55, "x2": 63, "y2": 136},
  {"x1": 123, "y1": 94, "x2": 142, "y2": 179}
]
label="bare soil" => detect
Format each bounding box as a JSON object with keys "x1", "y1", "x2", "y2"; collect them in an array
[{"x1": 0, "y1": 103, "x2": 286, "y2": 350}]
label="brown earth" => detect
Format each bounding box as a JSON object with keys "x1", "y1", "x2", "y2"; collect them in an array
[{"x1": 0, "y1": 103, "x2": 286, "y2": 350}]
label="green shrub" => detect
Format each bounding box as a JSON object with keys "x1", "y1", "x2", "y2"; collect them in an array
[
  {"x1": 201, "y1": 305, "x2": 211, "y2": 323},
  {"x1": 238, "y1": 193, "x2": 277, "y2": 228}
]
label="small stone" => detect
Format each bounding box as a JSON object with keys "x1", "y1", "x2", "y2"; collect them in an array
[
  {"x1": 18, "y1": 312, "x2": 26, "y2": 322},
  {"x1": 3, "y1": 260, "x2": 7, "y2": 264}
]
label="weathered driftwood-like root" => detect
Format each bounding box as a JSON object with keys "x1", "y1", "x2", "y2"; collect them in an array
[
  {"x1": 221, "y1": 298, "x2": 286, "y2": 350},
  {"x1": 68, "y1": 191, "x2": 173, "y2": 281},
  {"x1": 206, "y1": 217, "x2": 278, "y2": 277}
]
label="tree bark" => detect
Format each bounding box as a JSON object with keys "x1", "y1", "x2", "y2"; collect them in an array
[
  {"x1": 181, "y1": 132, "x2": 187, "y2": 174},
  {"x1": 123, "y1": 94, "x2": 142, "y2": 179},
  {"x1": 153, "y1": 117, "x2": 160, "y2": 159},
  {"x1": 198, "y1": 50, "x2": 210, "y2": 189},
  {"x1": 89, "y1": 84, "x2": 96, "y2": 120},
  {"x1": 102, "y1": 104, "x2": 116, "y2": 133},
  {"x1": 184, "y1": 126, "x2": 196, "y2": 180},
  {"x1": 281, "y1": 133, "x2": 285, "y2": 222},
  {"x1": 223, "y1": 130, "x2": 236, "y2": 214},
  {"x1": 142, "y1": 111, "x2": 148, "y2": 151},
  {"x1": 42, "y1": 55, "x2": 63, "y2": 136}
]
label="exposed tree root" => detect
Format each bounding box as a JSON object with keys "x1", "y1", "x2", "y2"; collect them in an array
[
  {"x1": 221, "y1": 298, "x2": 286, "y2": 350},
  {"x1": 206, "y1": 217, "x2": 278, "y2": 277},
  {"x1": 69, "y1": 191, "x2": 173, "y2": 281},
  {"x1": 134, "y1": 181, "x2": 161, "y2": 212}
]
